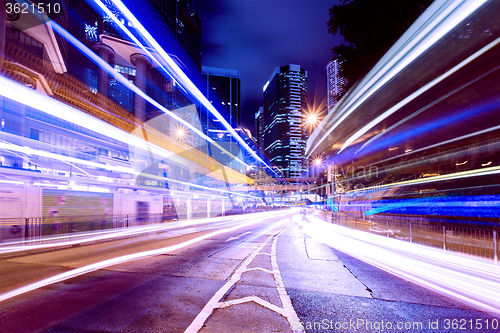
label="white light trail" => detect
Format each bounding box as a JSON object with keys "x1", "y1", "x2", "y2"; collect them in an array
[
  {"x1": 97, "y1": 0, "x2": 278, "y2": 176},
  {"x1": 303, "y1": 217, "x2": 500, "y2": 314},
  {"x1": 355, "y1": 63, "x2": 500, "y2": 154},
  {"x1": 366, "y1": 123, "x2": 500, "y2": 169},
  {"x1": 0, "y1": 77, "x2": 260, "y2": 198},
  {"x1": 0, "y1": 180, "x2": 24, "y2": 185},
  {"x1": 340, "y1": 35, "x2": 500, "y2": 154},
  {"x1": 0, "y1": 75, "x2": 175, "y2": 162},
  {"x1": 349, "y1": 165, "x2": 500, "y2": 193},
  {"x1": 0, "y1": 212, "x2": 288, "y2": 302},
  {"x1": 0, "y1": 141, "x2": 140, "y2": 176},
  {"x1": 306, "y1": 0, "x2": 489, "y2": 157},
  {"x1": 48, "y1": 21, "x2": 249, "y2": 169},
  {"x1": 0, "y1": 210, "x2": 287, "y2": 254},
  {"x1": 0, "y1": 138, "x2": 259, "y2": 198}
]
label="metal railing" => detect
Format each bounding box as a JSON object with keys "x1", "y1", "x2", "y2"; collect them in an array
[
  {"x1": 319, "y1": 211, "x2": 499, "y2": 264},
  {"x1": 0, "y1": 213, "x2": 166, "y2": 244}
]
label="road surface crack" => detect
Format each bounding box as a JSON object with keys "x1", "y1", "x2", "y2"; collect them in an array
[{"x1": 343, "y1": 264, "x2": 374, "y2": 297}]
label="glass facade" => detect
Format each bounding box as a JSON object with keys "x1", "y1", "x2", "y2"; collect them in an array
[
  {"x1": 326, "y1": 59, "x2": 346, "y2": 113},
  {"x1": 263, "y1": 64, "x2": 308, "y2": 178},
  {"x1": 202, "y1": 66, "x2": 241, "y2": 135}
]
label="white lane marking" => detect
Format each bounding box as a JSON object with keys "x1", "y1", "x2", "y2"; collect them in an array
[
  {"x1": 217, "y1": 296, "x2": 287, "y2": 317},
  {"x1": 256, "y1": 252, "x2": 272, "y2": 256},
  {"x1": 245, "y1": 267, "x2": 276, "y2": 274},
  {"x1": 184, "y1": 222, "x2": 305, "y2": 333},
  {"x1": 183, "y1": 234, "x2": 275, "y2": 333},
  {"x1": 271, "y1": 232, "x2": 304, "y2": 333},
  {"x1": 225, "y1": 231, "x2": 252, "y2": 242},
  {"x1": 0, "y1": 217, "x2": 268, "y2": 303}
]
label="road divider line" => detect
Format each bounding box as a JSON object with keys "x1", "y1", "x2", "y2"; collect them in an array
[
  {"x1": 271, "y1": 230, "x2": 305, "y2": 333},
  {"x1": 183, "y1": 232, "x2": 276, "y2": 333},
  {"x1": 184, "y1": 220, "x2": 305, "y2": 333}
]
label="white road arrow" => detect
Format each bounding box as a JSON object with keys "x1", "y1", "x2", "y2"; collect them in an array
[{"x1": 225, "y1": 231, "x2": 252, "y2": 242}]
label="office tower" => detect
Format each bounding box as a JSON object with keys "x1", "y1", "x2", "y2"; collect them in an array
[
  {"x1": 326, "y1": 59, "x2": 346, "y2": 113},
  {"x1": 255, "y1": 106, "x2": 264, "y2": 152},
  {"x1": 263, "y1": 64, "x2": 308, "y2": 178},
  {"x1": 202, "y1": 66, "x2": 240, "y2": 141}
]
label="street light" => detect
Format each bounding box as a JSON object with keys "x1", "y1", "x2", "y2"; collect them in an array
[
  {"x1": 304, "y1": 110, "x2": 322, "y2": 129},
  {"x1": 174, "y1": 126, "x2": 186, "y2": 140},
  {"x1": 311, "y1": 156, "x2": 324, "y2": 178},
  {"x1": 306, "y1": 113, "x2": 319, "y2": 126}
]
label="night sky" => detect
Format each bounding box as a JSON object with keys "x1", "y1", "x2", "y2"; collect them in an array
[{"x1": 194, "y1": 0, "x2": 343, "y2": 134}]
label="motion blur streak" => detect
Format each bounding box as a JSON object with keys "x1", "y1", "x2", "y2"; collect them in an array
[
  {"x1": 306, "y1": 0, "x2": 488, "y2": 156},
  {"x1": 350, "y1": 164, "x2": 500, "y2": 193},
  {"x1": 302, "y1": 216, "x2": 500, "y2": 314},
  {"x1": 0, "y1": 141, "x2": 139, "y2": 175},
  {"x1": 1, "y1": 137, "x2": 260, "y2": 198},
  {"x1": 0, "y1": 211, "x2": 284, "y2": 254},
  {"x1": 349, "y1": 98, "x2": 500, "y2": 163},
  {"x1": 355, "y1": 63, "x2": 500, "y2": 154},
  {"x1": 102, "y1": 0, "x2": 278, "y2": 176},
  {"x1": 340, "y1": 35, "x2": 500, "y2": 154},
  {"x1": 365, "y1": 123, "x2": 500, "y2": 170},
  {"x1": 0, "y1": 212, "x2": 289, "y2": 303},
  {"x1": 89, "y1": 0, "x2": 175, "y2": 83},
  {"x1": 0, "y1": 135, "x2": 258, "y2": 197},
  {"x1": 364, "y1": 195, "x2": 500, "y2": 217},
  {"x1": 0, "y1": 75, "x2": 175, "y2": 160},
  {"x1": 0, "y1": 76, "x2": 259, "y2": 198},
  {"x1": 47, "y1": 20, "x2": 248, "y2": 167}
]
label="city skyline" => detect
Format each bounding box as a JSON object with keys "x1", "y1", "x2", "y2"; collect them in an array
[
  {"x1": 2, "y1": 0, "x2": 500, "y2": 328},
  {"x1": 194, "y1": 0, "x2": 343, "y2": 133}
]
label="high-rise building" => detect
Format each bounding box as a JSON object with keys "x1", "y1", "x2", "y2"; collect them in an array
[
  {"x1": 255, "y1": 106, "x2": 264, "y2": 152},
  {"x1": 66, "y1": 0, "x2": 202, "y2": 124},
  {"x1": 263, "y1": 64, "x2": 308, "y2": 179},
  {"x1": 326, "y1": 59, "x2": 346, "y2": 113},
  {"x1": 123, "y1": 0, "x2": 202, "y2": 76},
  {"x1": 202, "y1": 66, "x2": 240, "y2": 139}
]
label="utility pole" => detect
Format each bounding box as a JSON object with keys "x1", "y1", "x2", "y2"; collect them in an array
[
  {"x1": 280, "y1": 184, "x2": 283, "y2": 208},
  {"x1": 328, "y1": 163, "x2": 335, "y2": 205}
]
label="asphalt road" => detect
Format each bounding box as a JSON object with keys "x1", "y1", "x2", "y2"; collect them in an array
[
  {"x1": 0, "y1": 211, "x2": 498, "y2": 332},
  {"x1": 279, "y1": 222, "x2": 500, "y2": 333}
]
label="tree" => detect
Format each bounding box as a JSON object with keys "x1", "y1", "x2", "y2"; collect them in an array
[{"x1": 327, "y1": 0, "x2": 434, "y2": 94}]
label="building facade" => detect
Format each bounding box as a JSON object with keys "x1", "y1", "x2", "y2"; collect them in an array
[
  {"x1": 0, "y1": 0, "x2": 255, "y2": 231},
  {"x1": 255, "y1": 106, "x2": 264, "y2": 153},
  {"x1": 263, "y1": 64, "x2": 308, "y2": 179},
  {"x1": 66, "y1": 0, "x2": 202, "y2": 125},
  {"x1": 202, "y1": 66, "x2": 240, "y2": 135},
  {"x1": 326, "y1": 59, "x2": 346, "y2": 113}
]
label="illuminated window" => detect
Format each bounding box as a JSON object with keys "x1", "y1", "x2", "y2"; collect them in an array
[{"x1": 84, "y1": 23, "x2": 98, "y2": 42}]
